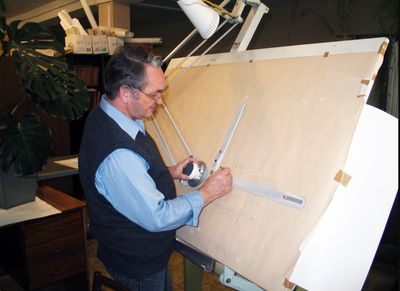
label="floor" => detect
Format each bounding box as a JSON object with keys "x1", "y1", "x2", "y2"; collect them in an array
[
  {"x1": 0, "y1": 235, "x2": 397, "y2": 291},
  {"x1": 86, "y1": 239, "x2": 234, "y2": 291},
  {"x1": 0, "y1": 237, "x2": 233, "y2": 291}
]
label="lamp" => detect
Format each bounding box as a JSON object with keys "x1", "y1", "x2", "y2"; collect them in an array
[
  {"x1": 157, "y1": 0, "x2": 268, "y2": 189},
  {"x1": 176, "y1": 0, "x2": 220, "y2": 39}
]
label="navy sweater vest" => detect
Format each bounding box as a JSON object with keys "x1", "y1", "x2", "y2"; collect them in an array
[{"x1": 79, "y1": 106, "x2": 176, "y2": 278}]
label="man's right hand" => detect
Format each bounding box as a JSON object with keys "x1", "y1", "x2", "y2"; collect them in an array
[{"x1": 199, "y1": 167, "x2": 233, "y2": 206}]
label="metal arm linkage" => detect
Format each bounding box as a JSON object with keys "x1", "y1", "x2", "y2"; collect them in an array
[{"x1": 219, "y1": 266, "x2": 264, "y2": 291}]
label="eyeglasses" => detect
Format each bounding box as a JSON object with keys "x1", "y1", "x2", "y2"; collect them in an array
[{"x1": 132, "y1": 86, "x2": 167, "y2": 102}]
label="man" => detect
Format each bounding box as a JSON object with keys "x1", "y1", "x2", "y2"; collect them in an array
[{"x1": 79, "y1": 45, "x2": 232, "y2": 290}]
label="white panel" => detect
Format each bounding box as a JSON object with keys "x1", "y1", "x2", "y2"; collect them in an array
[{"x1": 290, "y1": 105, "x2": 398, "y2": 291}]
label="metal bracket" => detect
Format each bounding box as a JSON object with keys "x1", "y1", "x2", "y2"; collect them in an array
[
  {"x1": 219, "y1": 266, "x2": 264, "y2": 290},
  {"x1": 230, "y1": 1, "x2": 269, "y2": 52},
  {"x1": 174, "y1": 240, "x2": 214, "y2": 272}
]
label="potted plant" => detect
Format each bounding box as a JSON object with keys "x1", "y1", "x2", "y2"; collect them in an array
[{"x1": 0, "y1": 0, "x2": 89, "y2": 208}]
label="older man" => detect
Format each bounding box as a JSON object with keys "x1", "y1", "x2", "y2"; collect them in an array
[{"x1": 79, "y1": 45, "x2": 232, "y2": 291}]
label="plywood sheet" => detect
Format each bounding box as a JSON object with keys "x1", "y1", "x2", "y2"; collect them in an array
[{"x1": 147, "y1": 38, "x2": 389, "y2": 290}]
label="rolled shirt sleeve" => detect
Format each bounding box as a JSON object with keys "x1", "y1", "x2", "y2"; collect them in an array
[{"x1": 95, "y1": 148, "x2": 204, "y2": 232}]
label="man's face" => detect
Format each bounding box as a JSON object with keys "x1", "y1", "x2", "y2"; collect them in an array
[{"x1": 126, "y1": 65, "x2": 166, "y2": 119}]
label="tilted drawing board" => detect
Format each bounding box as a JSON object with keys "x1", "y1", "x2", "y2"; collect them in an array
[{"x1": 145, "y1": 37, "x2": 397, "y2": 290}]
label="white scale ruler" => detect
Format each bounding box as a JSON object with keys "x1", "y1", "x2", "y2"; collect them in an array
[{"x1": 233, "y1": 177, "x2": 306, "y2": 209}]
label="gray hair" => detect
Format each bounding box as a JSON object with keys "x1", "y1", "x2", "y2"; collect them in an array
[{"x1": 104, "y1": 45, "x2": 162, "y2": 100}]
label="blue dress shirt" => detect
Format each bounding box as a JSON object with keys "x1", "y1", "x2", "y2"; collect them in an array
[{"x1": 94, "y1": 96, "x2": 204, "y2": 232}]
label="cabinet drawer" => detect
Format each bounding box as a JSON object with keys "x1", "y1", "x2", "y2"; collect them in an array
[
  {"x1": 26, "y1": 233, "x2": 86, "y2": 289},
  {"x1": 23, "y1": 210, "x2": 83, "y2": 247},
  {"x1": 28, "y1": 255, "x2": 86, "y2": 289},
  {"x1": 26, "y1": 232, "x2": 85, "y2": 266}
]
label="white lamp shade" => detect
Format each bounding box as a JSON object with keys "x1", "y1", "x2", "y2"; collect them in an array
[{"x1": 177, "y1": 0, "x2": 220, "y2": 39}]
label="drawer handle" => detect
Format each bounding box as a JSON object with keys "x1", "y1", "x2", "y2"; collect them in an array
[
  {"x1": 48, "y1": 226, "x2": 65, "y2": 233},
  {"x1": 49, "y1": 247, "x2": 68, "y2": 256},
  {"x1": 51, "y1": 268, "x2": 69, "y2": 276}
]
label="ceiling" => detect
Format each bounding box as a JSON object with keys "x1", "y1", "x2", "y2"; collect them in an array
[{"x1": 3, "y1": 0, "x2": 178, "y2": 24}]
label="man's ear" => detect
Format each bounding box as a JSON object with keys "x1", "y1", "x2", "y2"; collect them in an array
[{"x1": 119, "y1": 86, "x2": 133, "y2": 104}]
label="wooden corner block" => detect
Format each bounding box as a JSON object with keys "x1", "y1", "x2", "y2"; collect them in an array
[
  {"x1": 334, "y1": 169, "x2": 352, "y2": 187},
  {"x1": 283, "y1": 278, "x2": 295, "y2": 289}
]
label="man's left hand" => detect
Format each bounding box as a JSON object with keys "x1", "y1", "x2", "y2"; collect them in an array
[{"x1": 168, "y1": 157, "x2": 196, "y2": 180}]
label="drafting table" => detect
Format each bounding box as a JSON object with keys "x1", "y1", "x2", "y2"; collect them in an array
[{"x1": 147, "y1": 37, "x2": 398, "y2": 290}]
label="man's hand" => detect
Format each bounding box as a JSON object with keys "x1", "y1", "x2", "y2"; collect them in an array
[
  {"x1": 168, "y1": 157, "x2": 196, "y2": 180},
  {"x1": 199, "y1": 167, "x2": 233, "y2": 206}
]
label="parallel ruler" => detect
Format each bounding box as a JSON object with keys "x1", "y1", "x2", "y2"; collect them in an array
[
  {"x1": 233, "y1": 177, "x2": 306, "y2": 209},
  {"x1": 211, "y1": 103, "x2": 246, "y2": 172}
]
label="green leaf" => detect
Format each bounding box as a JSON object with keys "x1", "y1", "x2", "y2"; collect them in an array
[
  {"x1": 1, "y1": 3, "x2": 90, "y2": 177},
  {"x1": 28, "y1": 68, "x2": 90, "y2": 119},
  {"x1": 0, "y1": 113, "x2": 52, "y2": 176},
  {"x1": 8, "y1": 21, "x2": 90, "y2": 120},
  {"x1": 0, "y1": 16, "x2": 5, "y2": 37},
  {"x1": 12, "y1": 21, "x2": 63, "y2": 53},
  {"x1": 0, "y1": 0, "x2": 5, "y2": 14},
  {"x1": 0, "y1": 12, "x2": 10, "y2": 59}
]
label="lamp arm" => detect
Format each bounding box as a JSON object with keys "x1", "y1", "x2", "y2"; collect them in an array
[
  {"x1": 166, "y1": 19, "x2": 229, "y2": 79},
  {"x1": 168, "y1": 20, "x2": 238, "y2": 87},
  {"x1": 163, "y1": 0, "x2": 233, "y2": 66},
  {"x1": 202, "y1": 0, "x2": 235, "y2": 17},
  {"x1": 162, "y1": 29, "x2": 198, "y2": 66}
]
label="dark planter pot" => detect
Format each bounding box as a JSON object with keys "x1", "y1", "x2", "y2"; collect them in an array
[{"x1": 0, "y1": 170, "x2": 37, "y2": 209}]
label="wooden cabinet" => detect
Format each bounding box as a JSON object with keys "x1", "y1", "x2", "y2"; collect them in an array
[{"x1": 0, "y1": 186, "x2": 88, "y2": 290}]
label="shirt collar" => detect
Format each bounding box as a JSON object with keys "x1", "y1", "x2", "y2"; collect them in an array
[{"x1": 100, "y1": 94, "x2": 145, "y2": 140}]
